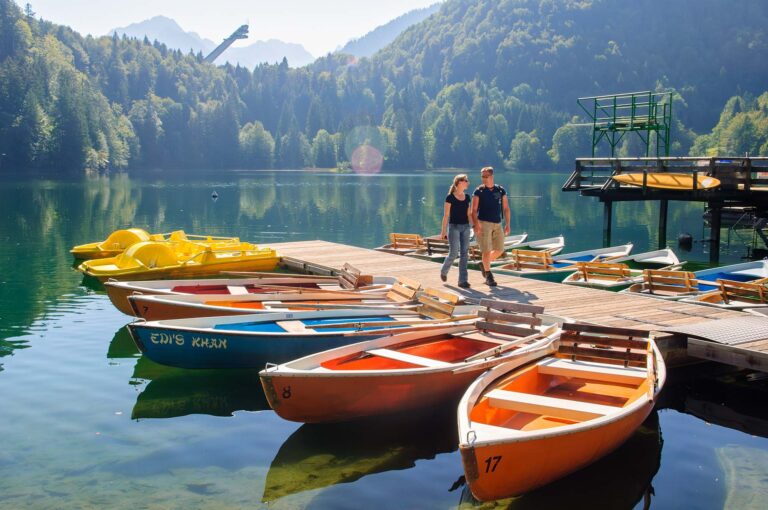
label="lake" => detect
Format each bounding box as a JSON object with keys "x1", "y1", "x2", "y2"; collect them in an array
[{"x1": 1, "y1": 169, "x2": 766, "y2": 509}]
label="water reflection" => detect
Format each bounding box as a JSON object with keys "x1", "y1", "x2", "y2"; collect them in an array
[
  {"x1": 660, "y1": 364, "x2": 768, "y2": 438},
  {"x1": 130, "y1": 356, "x2": 269, "y2": 419},
  {"x1": 107, "y1": 326, "x2": 140, "y2": 359},
  {"x1": 262, "y1": 404, "x2": 457, "y2": 502},
  {"x1": 458, "y1": 412, "x2": 662, "y2": 509}
]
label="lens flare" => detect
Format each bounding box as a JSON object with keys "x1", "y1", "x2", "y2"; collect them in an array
[{"x1": 351, "y1": 145, "x2": 384, "y2": 174}]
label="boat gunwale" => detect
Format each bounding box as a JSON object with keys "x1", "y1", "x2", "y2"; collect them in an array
[
  {"x1": 457, "y1": 339, "x2": 666, "y2": 447},
  {"x1": 258, "y1": 321, "x2": 563, "y2": 378}
]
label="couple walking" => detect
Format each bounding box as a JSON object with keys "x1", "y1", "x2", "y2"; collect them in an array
[{"x1": 439, "y1": 166, "x2": 510, "y2": 287}]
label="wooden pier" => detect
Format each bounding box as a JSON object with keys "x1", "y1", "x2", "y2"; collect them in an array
[
  {"x1": 563, "y1": 156, "x2": 768, "y2": 263},
  {"x1": 271, "y1": 239, "x2": 768, "y2": 373}
]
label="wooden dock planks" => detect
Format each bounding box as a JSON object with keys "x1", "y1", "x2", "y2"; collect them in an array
[{"x1": 271, "y1": 240, "x2": 768, "y2": 372}]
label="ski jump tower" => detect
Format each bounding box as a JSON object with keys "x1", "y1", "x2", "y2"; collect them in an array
[{"x1": 204, "y1": 24, "x2": 249, "y2": 64}]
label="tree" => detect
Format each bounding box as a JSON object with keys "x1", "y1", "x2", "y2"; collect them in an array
[
  {"x1": 311, "y1": 129, "x2": 337, "y2": 168},
  {"x1": 548, "y1": 121, "x2": 591, "y2": 170},
  {"x1": 239, "y1": 121, "x2": 274, "y2": 169},
  {"x1": 506, "y1": 130, "x2": 542, "y2": 171}
]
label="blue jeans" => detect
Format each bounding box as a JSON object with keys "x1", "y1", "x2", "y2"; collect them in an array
[{"x1": 440, "y1": 223, "x2": 471, "y2": 284}]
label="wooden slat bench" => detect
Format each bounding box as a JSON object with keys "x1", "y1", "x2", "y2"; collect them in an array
[
  {"x1": 572, "y1": 262, "x2": 633, "y2": 283},
  {"x1": 365, "y1": 348, "x2": 451, "y2": 368},
  {"x1": 485, "y1": 389, "x2": 618, "y2": 421},
  {"x1": 507, "y1": 249, "x2": 554, "y2": 271}
]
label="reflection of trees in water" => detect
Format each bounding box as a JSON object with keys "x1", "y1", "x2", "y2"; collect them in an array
[
  {"x1": 458, "y1": 411, "x2": 662, "y2": 510},
  {"x1": 238, "y1": 177, "x2": 277, "y2": 220},
  {"x1": 0, "y1": 175, "x2": 142, "y2": 344}
]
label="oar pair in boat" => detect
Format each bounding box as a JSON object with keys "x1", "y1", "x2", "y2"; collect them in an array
[
  {"x1": 124, "y1": 275, "x2": 425, "y2": 320},
  {"x1": 104, "y1": 262, "x2": 391, "y2": 316},
  {"x1": 126, "y1": 287, "x2": 476, "y2": 369}
]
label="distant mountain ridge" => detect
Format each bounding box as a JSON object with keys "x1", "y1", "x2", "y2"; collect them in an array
[
  {"x1": 110, "y1": 15, "x2": 314, "y2": 67},
  {"x1": 338, "y1": 3, "x2": 441, "y2": 58},
  {"x1": 110, "y1": 16, "x2": 214, "y2": 54}
]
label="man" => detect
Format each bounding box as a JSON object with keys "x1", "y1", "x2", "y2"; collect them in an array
[{"x1": 471, "y1": 166, "x2": 510, "y2": 287}]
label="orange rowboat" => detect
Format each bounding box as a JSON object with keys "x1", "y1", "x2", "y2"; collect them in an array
[
  {"x1": 259, "y1": 300, "x2": 565, "y2": 423},
  {"x1": 458, "y1": 322, "x2": 665, "y2": 501},
  {"x1": 127, "y1": 277, "x2": 423, "y2": 321}
]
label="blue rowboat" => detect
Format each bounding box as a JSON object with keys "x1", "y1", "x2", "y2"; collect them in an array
[{"x1": 128, "y1": 304, "x2": 478, "y2": 369}]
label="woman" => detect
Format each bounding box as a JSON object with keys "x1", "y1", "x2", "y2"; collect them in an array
[{"x1": 440, "y1": 173, "x2": 473, "y2": 288}]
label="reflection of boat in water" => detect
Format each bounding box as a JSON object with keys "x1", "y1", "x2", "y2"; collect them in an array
[
  {"x1": 458, "y1": 411, "x2": 662, "y2": 509},
  {"x1": 130, "y1": 356, "x2": 268, "y2": 419},
  {"x1": 262, "y1": 405, "x2": 457, "y2": 503},
  {"x1": 107, "y1": 326, "x2": 141, "y2": 359}
]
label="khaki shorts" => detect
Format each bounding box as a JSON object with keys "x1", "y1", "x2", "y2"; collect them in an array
[{"x1": 476, "y1": 221, "x2": 504, "y2": 252}]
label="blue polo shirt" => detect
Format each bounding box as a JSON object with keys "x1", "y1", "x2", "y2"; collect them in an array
[{"x1": 473, "y1": 185, "x2": 506, "y2": 223}]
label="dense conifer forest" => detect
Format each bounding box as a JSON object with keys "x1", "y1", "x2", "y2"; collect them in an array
[{"x1": 1, "y1": 0, "x2": 767, "y2": 173}]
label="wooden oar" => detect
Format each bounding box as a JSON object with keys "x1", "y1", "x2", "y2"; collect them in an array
[
  {"x1": 245, "y1": 284, "x2": 388, "y2": 297},
  {"x1": 312, "y1": 314, "x2": 477, "y2": 330},
  {"x1": 453, "y1": 341, "x2": 556, "y2": 374},
  {"x1": 222, "y1": 271, "x2": 338, "y2": 279},
  {"x1": 342, "y1": 322, "x2": 477, "y2": 338},
  {"x1": 285, "y1": 302, "x2": 418, "y2": 310},
  {"x1": 463, "y1": 324, "x2": 559, "y2": 362}
]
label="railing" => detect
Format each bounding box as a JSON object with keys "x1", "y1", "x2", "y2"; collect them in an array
[{"x1": 562, "y1": 156, "x2": 768, "y2": 193}]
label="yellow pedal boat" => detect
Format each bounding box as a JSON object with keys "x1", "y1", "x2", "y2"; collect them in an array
[
  {"x1": 612, "y1": 172, "x2": 720, "y2": 190},
  {"x1": 78, "y1": 241, "x2": 279, "y2": 281},
  {"x1": 70, "y1": 228, "x2": 241, "y2": 259}
]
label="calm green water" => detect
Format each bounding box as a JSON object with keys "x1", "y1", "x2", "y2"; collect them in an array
[{"x1": 1, "y1": 170, "x2": 767, "y2": 509}]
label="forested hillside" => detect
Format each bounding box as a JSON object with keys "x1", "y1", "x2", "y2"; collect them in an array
[{"x1": 1, "y1": 0, "x2": 767, "y2": 173}]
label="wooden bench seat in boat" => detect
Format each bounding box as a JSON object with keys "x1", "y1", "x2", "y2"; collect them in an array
[
  {"x1": 573, "y1": 262, "x2": 632, "y2": 283},
  {"x1": 485, "y1": 389, "x2": 619, "y2": 421},
  {"x1": 365, "y1": 348, "x2": 452, "y2": 368},
  {"x1": 507, "y1": 249, "x2": 554, "y2": 271},
  {"x1": 390, "y1": 233, "x2": 424, "y2": 250},
  {"x1": 385, "y1": 276, "x2": 422, "y2": 303},
  {"x1": 425, "y1": 237, "x2": 450, "y2": 256},
  {"x1": 557, "y1": 322, "x2": 651, "y2": 368},
  {"x1": 276, "y1": 320, "x2": 309, "y2": 333},
  {"x1": 538, "y1": 358, "x2": 647, "y2": 384},
  {"x1": 338, "y1": 263, "x2": 374, "y2": 289},
  {"x1": 716, "y1": 277, "x2": 768, "y2": 305},
  {"x1": 629, "y1": 269, "x2": 699, "y2": 296},
  {"x1": 227, "y1": 285, "x2": 249, "y2": 295}
]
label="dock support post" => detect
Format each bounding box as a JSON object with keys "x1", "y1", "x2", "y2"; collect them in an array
[
  {"x1": 603, "y1": 200, "x2": 613, "y2": 247},
  {"x1": 709, "y1": 203, "x2": 721, "y2": 264},
  {"x1": 658, "y1": 200, "x2": 668, "y2": 249}
]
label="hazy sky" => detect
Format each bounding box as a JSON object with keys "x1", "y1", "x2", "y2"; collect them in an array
[{"x1": 16, "y1": 0, "x2": 442, "y2": 56}]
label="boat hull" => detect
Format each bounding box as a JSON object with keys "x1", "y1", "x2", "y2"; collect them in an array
[
  {"x1": 613, "y1": 172, "x2": 720, "y2": 190},
  {"x1": 261, "y1": 369, "x2": 482, "y2": 423},
  {"x1": 130, "y1": 297, "x2": 250, "y2": 321},
  {"x1": 460, "y1": 400, "x2": 654, "y2": 501},
  {"x1": 493, "y1": 268, "x2": 571, "y2": 283},
  {"x1": 128, "y1": 324, "x2": 381, "y2": 369},
  {"x1": 106, "y1": 285, "x2": 164, "y2": 316},
  {"x1": 86, "y1": 257, "x2": 280, "y2": 282}
]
